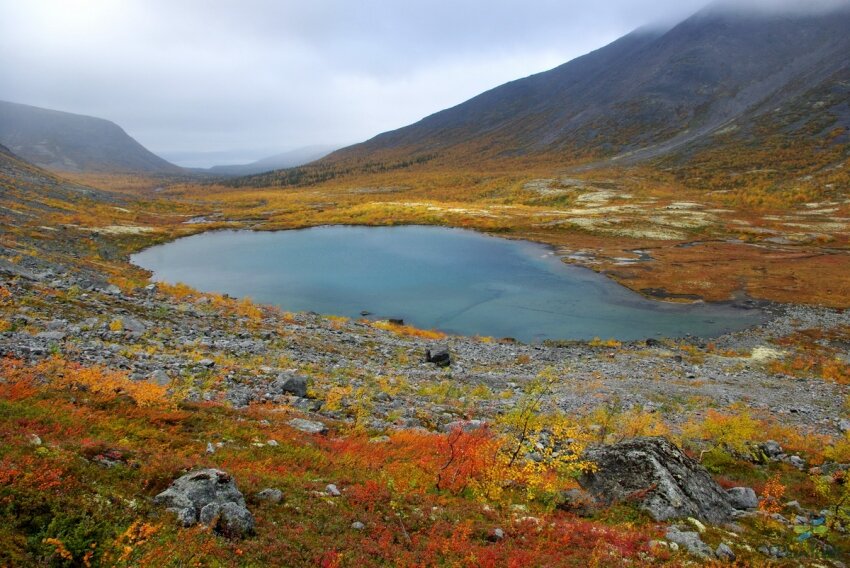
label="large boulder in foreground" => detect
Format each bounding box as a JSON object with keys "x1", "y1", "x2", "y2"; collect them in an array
[
  {"x1": 154, "y1": 469, "x2": 255, "y2": 537},
  {"x1": 579, "y1": 437, "x2": 733, "y2": 523}
]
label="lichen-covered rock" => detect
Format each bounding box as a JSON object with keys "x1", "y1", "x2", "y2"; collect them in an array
[
  {"x1": 579, "y1": 437, "x2": 733, "y2": 523},
  {"x1": 199, "y1": 502, "x2": 255, "y2": 538},
  {"x1": 154, "y1": 469, "x2": 254, "y2": 538}
]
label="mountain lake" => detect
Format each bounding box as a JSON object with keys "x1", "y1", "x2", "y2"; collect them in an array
[{"x1": 131, "y1": 225, "x2": 765, "y2": 342}]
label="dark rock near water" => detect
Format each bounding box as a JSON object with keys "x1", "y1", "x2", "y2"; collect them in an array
[
  {"x1": 579, "y1": 437, "x2": 733, "y2": 523},
  {"x1": 426, "y1": 344, "x2": 451, "y2": 367}
]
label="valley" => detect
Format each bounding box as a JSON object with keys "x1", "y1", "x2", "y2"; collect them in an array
[{"x1": 1, "y1": 1, "x2": 850, "y2": 565}]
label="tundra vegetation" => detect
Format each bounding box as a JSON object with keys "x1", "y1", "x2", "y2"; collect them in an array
[{"x1": 1, "y1": 133, "x2": 849, "y2": 566}]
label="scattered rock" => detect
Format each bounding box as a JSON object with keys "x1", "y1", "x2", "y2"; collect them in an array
[
  {"x1": 788, "y1": 455, "x2": 806, "y2": 470},
  {"x1": 687, "y1": 517, "x2": 706, "y2": 533},
  {"x1": 36, "y1": 331, "x2": 65, "y2": 341},
  {"x1": 487, "y1": 528, "x2": 505, "y2": 542},
  {"x1": 206, "y1": 442, "x2": 216, "y2": 454},
  {"x1": 441, "y1": 419, "x2": 486, "y2": 433},
  {"x1": 726, "y1": 487, "x2": 759, "y2": 510},
  {"x1": 425, "y1": 344, "x2": 451, "y2": 367},
  {"x1": 288, "y1": 418, "x2": 328, "y2": 435},
  {"x1": 199, "y1": 502, "x2": 255, "y2": 538},
  {"x1": 351, "y1": 521, "x2": 365, "y2": 530},
  {"x1": 119, "y1": 316, "x2": 147, "y2": 334},
  {"x1": 104, "y1": 285, "x2": 122, "y2": 296},
  {"x1": 198, "y1": 358, "x2": 216, "y2": 368},
  {"x1": 271, "y1": 373, "x2": 308, "y2": 398},
  {"x1": 326, "y1": 484, "x2": 341, "y2": 497},
  {"x1": 579, "y1": 437, "x2": 733, "y2": 523},
  {"x1": 556, "y1": 488, "x2": 598, "y2": 517},
  {"x1": 255, "y1": 488, "x2": 283, "y2": 503},
  {"x1": 715, "y1": 542, "x2": 736, "y2": 561},
  {"x1": 225, "y1": 386, "x2": 254, "y2": 408},
  {"x1": 150, "y1": 369, "x2": 170, "y2": 386},
  {"x1": 153, "y1": 468, "x2": 254, "y2": 538},
  {"x1": 761, "y1": 440, "x2": 783, "y2": 459},
  {"x1": 665, "y1": 526, "x2": 713, "y2": 558}
]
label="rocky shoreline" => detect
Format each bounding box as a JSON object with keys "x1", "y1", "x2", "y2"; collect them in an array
[{"x1": 2, "y1": 239, "x2": 848, "y2": 437}]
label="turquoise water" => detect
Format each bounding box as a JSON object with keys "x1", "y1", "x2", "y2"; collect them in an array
[{"x1": 131, "y1": 226, "x2": 763, "y2": 342}]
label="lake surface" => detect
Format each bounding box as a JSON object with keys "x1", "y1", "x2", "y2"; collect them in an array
[{"x1": 132, "y1": 226, "x2": 763, "y2": 342}]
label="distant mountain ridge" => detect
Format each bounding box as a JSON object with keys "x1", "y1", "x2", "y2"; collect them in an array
[
  {"x1": 202, "y1": 145, "x2": 339, "y2": 176},
  {"x1": 318, "y1": 4, "x2": 850, "y2": 173},
  {"x1": 0, "y1": 101, "x2": 182, "y2": 174}
]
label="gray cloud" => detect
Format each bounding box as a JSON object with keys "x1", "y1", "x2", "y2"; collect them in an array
[{"x1": 1, "y1": 0, "x2": 844, "y2": 166}]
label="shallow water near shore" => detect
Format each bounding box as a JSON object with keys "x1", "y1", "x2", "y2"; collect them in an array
[{"x1": 132, "y1": 225, "x2": 764, "y2": 342}]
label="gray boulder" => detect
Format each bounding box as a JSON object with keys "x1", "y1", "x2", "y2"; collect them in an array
[
  {"x1": 441, "y1": 419, "x2": 486, "y2": 433},
  {"x1": 154, "y1": 469, "x2": 254, "y2": 538},
  {"x1": 199, "y1": 502, "x2": 255, "y2": 538},
  {"x1": 120, "y1": 316, "x2": 147, "y2": 335},
  {"x1": 761, "y1": 440, "x2": 783, "y2": 458},
  {"x1": 665, "y1": 526, "x2": 713, "y2": 558},
  {"x1": 716, "y1": 543, "x2": 736, "y2": 561},
  {"x1": 150, "y1": 369, "x2": 171, "y2": 386},
  {"x1": 288, "y1": 418, "x2": 328, "y2": 435},
  {"x1": 225, "y1": 386, "x2": 254, "y2": 408},
  {"x1": 36, "y1": 331, "x2": 66, "y2": 341},
  {"x1": 271, "y1": 373, "x2": 308, "y2": 398},
  {"x1": 579, "y1": 437, "x2": 733, "y2": 523},
  {"x1": 727, "y1": 487, "x2": 759, "y2": 510},
  {"x1": 255, "y1": 488, "x2": 283, "y2": 503}
]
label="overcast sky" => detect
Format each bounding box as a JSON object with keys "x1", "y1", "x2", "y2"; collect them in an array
[{"x1": 1, "y1": 0, "x2": 845, "y2": 166}]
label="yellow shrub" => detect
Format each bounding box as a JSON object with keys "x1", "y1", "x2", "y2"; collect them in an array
[
  {"x1": 681, "y1": 407, "x2": 759, "y2": 455},
  {"x1": 372, "y1": 320, "x2": 446, "y2": 340},
  {"x1": 23, "y1": 356, "x2": 173, "y2": 408}
]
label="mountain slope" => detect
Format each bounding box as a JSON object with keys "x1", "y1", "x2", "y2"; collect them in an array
[
  {"x1": 0, "y1": 101, "x2": 182, "y2": 174},
  {"x1": 321, "y1": 5, "x2": 850, "y2": 171},
  {"x1": 0, "y1": 137, "x2": 115, "y2": 228}
]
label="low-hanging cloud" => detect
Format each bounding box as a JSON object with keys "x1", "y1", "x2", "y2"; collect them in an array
[{"x1": 0, "y1": 0, "x2": 845, "y2": 166}]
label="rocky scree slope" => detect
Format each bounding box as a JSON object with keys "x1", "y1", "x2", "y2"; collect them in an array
[{"x1": 306, "y1": 5, "x2": 850, "y2": 174}]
